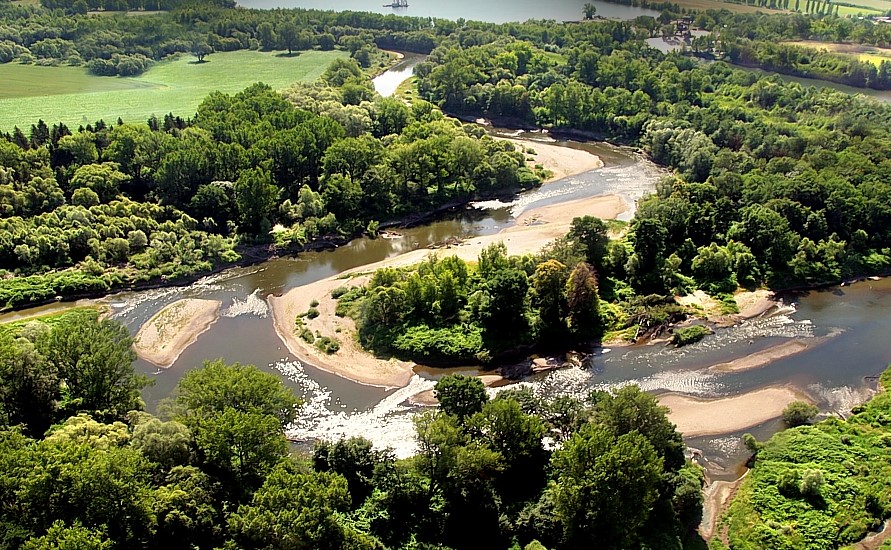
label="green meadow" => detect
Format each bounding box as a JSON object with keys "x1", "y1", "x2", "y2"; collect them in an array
[{"x1": 0, "y1": 49, "x2": 348, "y2": 131}]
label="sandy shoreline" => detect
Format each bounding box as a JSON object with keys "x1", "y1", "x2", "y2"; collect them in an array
[
  {"x1": 133, "y1": 298, "x2": 221, "y2": 368},
  {"x1": 501, "y1": 137, "x2": 604, "y2": 183},
  {"x1": 270, "y1": 191, "x2": 627, "y2": 388},
  {"x1": 658, "y1": 386, "x2": 810, "y2": 438},
  {"x1": 269, "y1": 138, "x2": 621, "y2": 388}
]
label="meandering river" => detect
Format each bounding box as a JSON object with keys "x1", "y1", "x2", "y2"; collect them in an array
[{"x1": 3, "y1": 57, "x2": 889, "y2": 478}]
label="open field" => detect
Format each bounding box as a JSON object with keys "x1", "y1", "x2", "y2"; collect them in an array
[
  {"x1": 784, "y1": 40, "x2": 891, "y2": 66},
  {"x1": 0, "y1": 49, "x2": 347, "y2": 131}
]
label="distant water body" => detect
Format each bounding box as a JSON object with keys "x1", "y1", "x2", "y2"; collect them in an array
[{"x1": 235, "y1": 0, "x2": 660, "y2": 23}]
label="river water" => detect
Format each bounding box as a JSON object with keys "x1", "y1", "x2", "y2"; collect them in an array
[{"x1": 234, "y1": 0, "x2": 660, "y2": 23}]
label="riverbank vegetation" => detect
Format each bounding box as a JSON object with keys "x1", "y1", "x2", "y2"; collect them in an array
[
  {"x1": 0, "y1": 320, "x2": 706, "y2": 550},
  {"x1": 0, "y1": 57, "x2": 537, "y2": 310},
  {"x1": 715, "y1": 366, "x2": 891, "y2": 549}
]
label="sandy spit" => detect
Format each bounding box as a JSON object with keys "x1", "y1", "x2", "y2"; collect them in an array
[
  {"x1": 658, "y1": 386, "x2": 811, "y2": 438},
  {"x1": 269, "y1": 143, "x2": 628, "y2": 389},
  {"x1": 500, "y1": 137, "x2": 604, "y2": 183},
  {"x1": 133, "y1": 298, "x2": 221, "y2": 368},
  {"x1": 709, "y1": 340, "x2": 810, "y2": 373}
]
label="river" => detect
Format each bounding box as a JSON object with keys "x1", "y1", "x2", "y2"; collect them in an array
[
  {"x1": 4, "y1": 54, "x2": 890, "y2": 478},
  {"x1": 234, "y1": 0, "x2": 660, "y2": 23}
]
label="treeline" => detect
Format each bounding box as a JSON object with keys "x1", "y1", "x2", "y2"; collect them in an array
[
  {"x1": 0, "y1": 1, "x2": 442, "y2": 76},
  {"x1": 416, "y1": 27, "x2": 891, "y2": 290},
  {"x1": 0, "y1": 59, "x2": 537, "y2": 310},
  {"x1": 40, "y1": 0, "x2": 234, "y2": 14},
  {"x1": 718, "y1": 366, "x2": 891, "y2": 549},
  {"x1": 0, "y1": 311, "x2": 704, "y2": 549}
]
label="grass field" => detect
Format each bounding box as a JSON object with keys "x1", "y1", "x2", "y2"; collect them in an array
[
  {"x1": 784, "y1": 40, "x2": 891, "y2": 66},
  {"x1": 0, "y1": 49, "x2": 348, "y2": 131}
]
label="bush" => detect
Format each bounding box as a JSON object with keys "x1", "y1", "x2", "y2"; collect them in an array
[
  {"x1": 315, "y1": 336, "x2": 339, "y2": 354},
  {"x1": 331, "y1": 286, "x2": 349, "y2": 299},
  {"x1": 299, "y1": 327, "x2": 314, "y2": 344},
  {"x1": 309, "y1": 299, "x2": 319, "y2": 308},
  {"x1": 783, "y1": 401, "x2": 819, "y2": 427},
  {"x1": 305, "y1": 307, "x2": 320, "y2": 319},
  {"x1": 671, "y1": 325, "x2": 711, "y2": 347}
]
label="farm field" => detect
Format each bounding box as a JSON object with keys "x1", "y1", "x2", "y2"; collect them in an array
[
  {"x1": 0, "y1": 49, "x2": 347, "y2": 131},
  {"x1": 784, "y1": 40, "x2": 891, "y2": 66}
]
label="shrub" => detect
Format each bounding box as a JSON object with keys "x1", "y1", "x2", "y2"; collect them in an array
[
  {"x1": 315, "y1": 336, "x2": 339, "y2": 354},
  {"x1": 331, "y1": 286, "x2": 349, "y2": 299},
  {"x1": 671, "y1": 325, "x2": 711, "y2": 347},
  {"x1": 299, "y1": 327, "x2": 314, "y2": 344},
  {"x1": 305, "y1": 307, "x2": 320, "y2": 319},
  {"x1": 783, "y1": 401, "x2": 819, "y2": 427},
  {"x1": 309, "y1": 299, "x2": 319, "y2": 307}
]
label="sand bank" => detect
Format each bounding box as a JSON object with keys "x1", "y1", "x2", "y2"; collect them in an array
[
  {"x1": 659, "y1": 386, "x2": 809, "y2": 438},
  {"x1": 709, "y1": 340, "x2": 810, "y2": 373},
  {"x1": 677, "y1": 289, "x2": 779, "y2": 327},
  {"x1": 502, "y1": 137, "x2": 604, "y2": 183},
  {"x1": 269, "y1": 193, "x2": 629, "y2": 388},
  {"x1": 133, "y1": 298, "x2": 221, "y2": 368},
  {"x1": 268, "y1": 276, "x2": 415, "y2": 389}
]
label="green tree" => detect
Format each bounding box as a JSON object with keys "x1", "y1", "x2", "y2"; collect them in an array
[
  {"x1": 230, "y1": 460, "x2": 375, "y2": 549},
  {"x1": 171, "y1": 359, "x2": 300, "y2": 430},
  {"x1": 532, "y1": 259, "x2": 569, "y2": 336},
  {"x1": 0, "y1": 331, "x2": 58, "y2": 436},
  {"x1": 782, "y1": 400, "x2": 819, "y2": 427},
  {"x1": 434, "y1": 374, "x2": 489, "y2": 422},
  {"x1": 583, "y1": 2, "x2": 597, "y2": 19},
  {"x1": 564, "y1": 262, "x2": 600, "y2": 337},
  {"x1": 22, "y1": 521, "x2": 112, "y2": 550},
  {"x1": 36, "y1": 310, "x2": 147, "y2": 420},
  {"x1": 551, "y1": 424, "x2": 663, "y2": 549},
  {"x1": 568, "y1": 216, "x2": 609, "y2": 270},
  {"x1": 235, "y1": 167, "x2": 279, "y2": 235}
]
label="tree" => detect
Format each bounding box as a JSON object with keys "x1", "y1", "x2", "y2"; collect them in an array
[
  {"x1": 595, "y1": 385, "x2": 685, "y2": 471},
  {"x1": 235, "y1": 167, "x2": 279, "y2": 235},
  {"x1": 583, "y1": 2, "x2": 597, "y2": 19},
  {"x1": 0, "y1": 331, "x2": 58, "y2": 436},
  {"x1": 36, "y1": 310, "x2": 147, "y2": 421},
  {"x1": 172, "y1": 360, "x2": 300, "y2": 430},
  {"x1": 782, "y1": 400, "x2": 819, "y2": 427},
  {"x1": 22, "y1": 521, "x2": 112, "y2": 550},
  {"x1": 230, "y1": 460, "x2": 375, "y2": 549},
  {"x1": 564, "y1": 262, "x2": 600, "y2": 337},
  {"x1": 277, "y1": 20, "x2": 298, "y2": 55},
  {"x1": 551, "y1": 424, "x2": 663, "y2": 549},
  {"x1": 192, "y1": 41, "x2": 212, "y2": 63},
  {"x1": 532, "y1": 259, "x2": 569, "y2": 335},
  {"x1": 568, "y1": 216, "x2": 609, "y2": 270},
  {"x1": 434, "y1": 374, "x2": 489, "y2": 422},
  {"x1": 313, "y1": 437, "x2": 392, "y2": 506}
]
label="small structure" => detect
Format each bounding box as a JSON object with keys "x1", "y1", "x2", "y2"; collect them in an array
[{"x1": 383, "y1": 0, "x2": 408, "y2": 7}]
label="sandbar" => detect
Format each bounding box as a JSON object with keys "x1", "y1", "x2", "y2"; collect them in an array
[
  {"x1": 269, "y1": 193, "x2": 629, "y2": 388},
  {"x1": 658, "y1": 386, "x2": 810, "y2": 438},
  {"x1": 709, "y1": 340, "x2": 810, "y2": 373},
  {"x1": 134, "y1": 298, "x2": 221, "y2": 368},
  {"x1": 501, "y1": 137, "x2": 604, "y2": 183}
]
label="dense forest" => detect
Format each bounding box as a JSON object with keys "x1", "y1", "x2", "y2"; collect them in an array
[
  {"x1": 0, "y1": 58, "x2": 539, "y2": 311},
  {"x1": 0, "y1": 311, "x2": 704, "y2": 549}
]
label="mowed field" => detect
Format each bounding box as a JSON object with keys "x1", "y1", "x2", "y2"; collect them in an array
[
  {"x1": 784, "y1": 40, "x2": 891, "y2": 66},
  {"x1": 0, "y1": 49, "x2": 348, "y2": 130}
]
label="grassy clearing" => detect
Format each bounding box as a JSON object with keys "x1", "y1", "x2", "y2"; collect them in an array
[
  {"x1": 784, "y1": 40, "x2": 891, "y2": 66},
  {"x1": 0, "y1": 49, "x2": 348, "y2": 131},
  {"x1": 674, "y1": 0, "x2": 784, "y2": 13}
]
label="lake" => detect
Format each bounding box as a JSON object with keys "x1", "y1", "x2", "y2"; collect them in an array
[{"x1": 234, "y1": 0, "x2": 660, "y2": 23}]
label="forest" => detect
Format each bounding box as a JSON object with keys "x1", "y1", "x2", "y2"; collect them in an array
[
  {"x1": 0, "y1": 58, "x2": 538, "y2": 311},
  {"x1": 2, "y1": 2, "x2": 891, "y2": 548},
  {"x1": 0, "y1": 310, "x2": 704, "y2": 549}
]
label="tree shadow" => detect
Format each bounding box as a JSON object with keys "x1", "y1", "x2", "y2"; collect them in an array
[
  {"x1": 274, "y1": 52, "x2": 301, "y2": 58},
  {"x1": 187, "y1": 60, "x2": 209, "y2": 65}
]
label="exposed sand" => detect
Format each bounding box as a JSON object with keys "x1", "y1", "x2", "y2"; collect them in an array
[
  {"x1": 677, "y1": 288, "x2": 778, "y2": 327},
  {"x1": 134, "y1": 298, "x2": 221, "y2": 368},
  {"x1": 709, "y1": 340, "x2": 810, "y2": 373},
  {"x1": 501, "y1": 137, "x2": 604, "y2": 183},
  {"x1": 269, "y1": 192, "x2": 628, "y2": 388},
  {"x1": 659, "y1": 386, "x2": 810, "y2": 438},
  {"x1": 700, "y1": 472, "x2": 747, "y2": 542}
]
